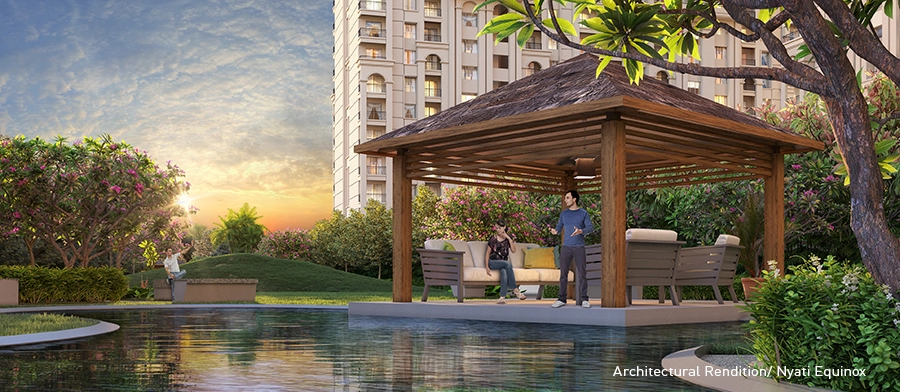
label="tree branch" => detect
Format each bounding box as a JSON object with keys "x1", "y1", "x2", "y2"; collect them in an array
[{"x1": 519, "y1": 0, "x2": 829, "y2": 95}]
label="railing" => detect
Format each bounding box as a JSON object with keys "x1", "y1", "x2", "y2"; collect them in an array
[
  {"x1": 425, "y1": 88, "x2": 442, "y2": 97},
  {"x1": 743, "y1": 83, "x2": 756, "y2": 91},
  {"x1": 741, "y1": 59, "x2": 756, "y2": 66},
  {"x1": 359, "y1": 28, "x2": 386, "y2": 38},
  {"x1": 424, "y1": 34, "x2": 441, "y2": 42},
  {"x1": 361, "y1": 52, "x2": 386, "y2": 59},
  {"x1": 525, "y1": 41, "x2": 542, "y2": 50},
  {"x1": 367, "y1": 165, "x2": 387, "y2": 175},
  {"x1": 425, "y1": 61, "x2": 441, "y2": 71},
  {"x1": 366, "y1": 110, "x2": 386, "y2": 120},
  {"x1": 424, "y1": 6, "x2": 441, "y2": 16},
  {"x1": 367, "y1": 193, "x2": 387, "y2": 203},
  {"x1": 360, "y1": 0, "x2": 386, "y2": 11}
]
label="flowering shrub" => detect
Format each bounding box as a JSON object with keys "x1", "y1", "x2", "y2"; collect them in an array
[
  {"x1": 745, "y1": 255, "x2": 900, "y2": 390},
  {"x1": 422, "y1": 187, "x2": 546, "y2": 243},
  {"x1": 257, "y1": 228, "x2": 312, "y2": 261}
]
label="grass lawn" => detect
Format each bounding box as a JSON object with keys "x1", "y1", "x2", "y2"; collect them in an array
[{"x1": 0, "y1": 313, "x2": 99, "y2": 336}]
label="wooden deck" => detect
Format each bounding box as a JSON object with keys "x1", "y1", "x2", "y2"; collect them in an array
[{"x1": 348, "y1": 299, "x2": 749, "y2": 327}]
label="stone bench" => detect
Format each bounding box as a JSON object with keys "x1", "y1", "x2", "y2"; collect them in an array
[
  {"x1": 0, "y1": 279, "x2": 18, "y2": 306},
  {"x1": 153, "y1": 279, "x2": 258, "y2": 303}
]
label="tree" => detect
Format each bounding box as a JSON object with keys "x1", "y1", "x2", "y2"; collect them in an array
[
  {"x1": 211, "y1": 203, "x2": 267, "y2": 253},
  {"x1": 478, "y1": 0, "x2": 900, "y2": 293},
  {"x1": 0, "y1": 135, "x2": 191, "y2": 268}
]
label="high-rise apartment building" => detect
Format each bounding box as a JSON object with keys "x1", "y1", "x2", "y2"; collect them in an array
[{"x1": 333, "y1": 3, "x2": 900, "y2": 214}]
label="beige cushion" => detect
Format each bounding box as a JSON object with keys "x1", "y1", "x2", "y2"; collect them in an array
[
  {"x1": 510, "y1": 243, "x2": 539, "y2": 268},
  {"x1": 467, "y1": 241, "x2": 488, "y2": 268},
  {"x1": 625, "y1": 228, "x2": 678, "y2": 241},
  {"x1": 443, "y1": 240, "x2": 472, "y2": 267},
  {"x1": 424, "y1": 239, "x2": 444, "y2": 250},
  {"x1": 523, "y1": 247, "x2": 556, "y2": 269},
  {"x1": 463, "y1": 268, "x2": 499, "y2": 282},
  {"x1": 536, "y1": 268, "x2": 574, "y2": 282},
  {"x1": 511, "y1": 268, "x2": 542, "y2": 282},
  {"x1": 715, "y1": 234, "x2": 741, "y2": 246}
]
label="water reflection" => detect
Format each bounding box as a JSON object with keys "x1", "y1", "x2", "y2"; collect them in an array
[{"x1": 0, "y1": 309, "x2": 740, "y2": 391}]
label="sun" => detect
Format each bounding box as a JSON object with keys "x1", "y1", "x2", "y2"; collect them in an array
[{"x1": 177, "y1": 194, "x2": 192, "y2": 211}]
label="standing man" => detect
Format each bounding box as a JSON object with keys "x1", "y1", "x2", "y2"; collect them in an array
[
  {"x1": 163, "y1": 242, "x2": 193, "y2": 285},
  {"x1": 550, "y1": 190, "x2": 594, "y2": 308}
]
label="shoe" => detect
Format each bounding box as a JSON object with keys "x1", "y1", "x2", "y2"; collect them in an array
[
  {"x1": 582, "y1": 300, "x2": 591, "y2": 308},
  {"x1": 497, "y1": 297, "x2": 506, "y2": 304},
  {"x1": 551, "y1": 300, "x2": 566, "y2": 308},
  {"x1": 513, "y1": 288, "x2": 526, "y2": 300}
]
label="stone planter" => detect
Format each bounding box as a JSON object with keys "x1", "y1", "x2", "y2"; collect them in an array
[
  {"x1": 0, "y1": 279, "x2": 19, "y2": 306},
  {"x1": 741, "y1": 277, "x2": 763, "y2": 300}
]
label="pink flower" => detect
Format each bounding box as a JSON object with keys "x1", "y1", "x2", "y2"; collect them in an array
[
  {"x1": 135, "y1": 183, "x2": 144, "y2": 193},
  {"x1": 110, "y1": 185, "x2": 122, "y2": 194},
  {"x1": 791, "y1": 164, "x2": 802, "y2": 170},
  {"x1": 8, "y1": 167, "x2": 15, "y2": 172},
  {"x1": 12, "y1": 212, "x2": 21, "y2": 219},
  {"x1": 110, "y1": 143, "x2": 118, "y2": 150},
  {"x1": 127, "y1": 169, "x2": 137, "y2": 177}
]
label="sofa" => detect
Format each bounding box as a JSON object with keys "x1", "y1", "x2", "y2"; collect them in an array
[{"x1": 419, "y1": 239, "x2": 574, "y2": 302}]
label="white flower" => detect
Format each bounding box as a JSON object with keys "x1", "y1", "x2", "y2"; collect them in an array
[
  {"x1": 842, "y1": 273, "x2": 859, "y2": 292},
  {"x1": 831, "y1": 304, "x2": 839, "y2": 312},
  {"x1": 809, "y1": 255, "x2": 821, "y2": 263},
  {"x1": 895, "y1": 319, "x2": 900, "y2": 328}
]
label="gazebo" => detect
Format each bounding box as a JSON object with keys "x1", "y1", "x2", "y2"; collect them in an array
[{"x1": 354, "y1": 53, "x2": 823, "y2": 308}]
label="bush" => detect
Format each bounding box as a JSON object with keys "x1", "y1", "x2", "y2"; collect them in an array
[
  {"x1": 257, "y1": 228, "x2": 312, "y2": 261},
  {"x1": 744, "y1": 256, "x2": 900, "y2": 391},
  {"x1": 0, "y1": 266, "x2": 128, "y2": 303}
]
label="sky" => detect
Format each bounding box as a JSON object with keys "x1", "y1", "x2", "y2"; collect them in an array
[{"x1": 0, "y1": 0, "x2": 335, "y2": 232}]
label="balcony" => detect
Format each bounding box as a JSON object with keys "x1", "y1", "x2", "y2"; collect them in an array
[
  {"x1": 424, "y1": 6, "x2": 441, "y2": 17},
  {"x1": 525, "y1": 41, "x2": 542, "y2": 50},
  {"x1": 360, "y1": 0, "x2": 386, "y2": 11},
  {"x1": 425, "y1": 61, "x2": 441, "y2": 71},
  {"x1": 361, "y1": 51, "x2": 386, "y2": 59},
  {"x1": 359, "y1": 28, "x2": 386, "y2": 38},
  {"x1": 741, "y1": 59, "x2": 756, "y2": 66},
  {"x1": 425, "y1": 88, "x2": 442, "y2": 97},
  {"x1": 424, "y1": 34, "x2": 441, "y2": 42},
  {"x1": 367, "y1": 165, "x2": 387, "y2": 175},
  {"x1": 366, "y1": 109, "x2": 386, "y2": 120}
]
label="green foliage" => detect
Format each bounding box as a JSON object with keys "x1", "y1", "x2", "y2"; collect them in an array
[
  {"x1": 0, "y1": 313, "x2": 98, "y2": 336},
  {"x1": 188, "y1": 225, "x2": 216, "y2": 260},
  {"x1": 256, "y1": 228, "x2": 312, "y2": 261},
  {"x1": 744, "y1": 255, "x2": 900, "y2": 390},
  {"x1": 308, "y1": 202, "x2": 394, "y2": 279},
  {"x1": 421, "y1": 187, "x2": 549, "y2": 243},
  {"x1": 0, "y1": 266, "x2": 128, "y2": 303},
  {"x1": 211, "y1": 203, "x2": 267, "y2": 253}
]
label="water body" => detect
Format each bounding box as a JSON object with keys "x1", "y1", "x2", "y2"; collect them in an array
[{"x1": 0, "y1": 309, "x2": 743, "y2": 391}]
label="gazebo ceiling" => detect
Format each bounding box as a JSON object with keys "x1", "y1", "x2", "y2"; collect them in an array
[{"x1": 355, "y1": 54, "x2": 824, "y2": 194}]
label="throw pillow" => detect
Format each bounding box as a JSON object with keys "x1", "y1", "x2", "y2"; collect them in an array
[
  {"x1": 524, "y1": 247, "x2": 556, "y2": 269},
  {"x1": 442, "y1": 242, "x2": 456, "y2": 251}
]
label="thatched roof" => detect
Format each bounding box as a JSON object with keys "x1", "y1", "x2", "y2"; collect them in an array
[{"x1": 355, "y1": 53, "x2": 822, "y2": 194}]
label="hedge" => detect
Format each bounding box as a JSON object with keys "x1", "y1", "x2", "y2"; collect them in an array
[{"x1": 0, "y1": 266, "x2": 128, "y2": 303}]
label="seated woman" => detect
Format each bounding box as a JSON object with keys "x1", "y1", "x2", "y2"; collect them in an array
[{"x1": 484, "y1": 219, "x2": 527, "y2": 304}]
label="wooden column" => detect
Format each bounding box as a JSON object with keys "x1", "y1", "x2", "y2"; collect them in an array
[
  {"x1": 392, "y1": 151, "x2": 413, "y2": 302},
  {"x1": 763, "y1": 150, "x2": 785, "y2": 274},
  {"x1": 601, "y1": 119, "x2": 627, "y2": 308}
]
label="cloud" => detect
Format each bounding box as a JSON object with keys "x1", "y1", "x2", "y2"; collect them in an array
[{"x1": 0, "y1": 0, "x2": 335, "y2": 229}]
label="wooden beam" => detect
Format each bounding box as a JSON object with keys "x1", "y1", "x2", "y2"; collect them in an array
[
  {"x1": 601, "y1": 119, "x2": 628, "y2": 308},
  {"x1": 392, "y1": 151, "x2": 413, "y2": 302},
  {"x1": 764, "y1": 151, "x2": 785, "y2": 274}
]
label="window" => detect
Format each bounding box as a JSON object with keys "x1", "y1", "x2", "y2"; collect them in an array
[
  {"x1": 367, "y1": 157, "x2": 386, "y2": 175},
  {"x1": 461, "y1": 93, "x2": 477, "y2": 102},
  {"x1": 462, "y1": 13, "x2": 477, "y2": 27},
  {"x1": 525, "y1": 33, "x2": 541, "y2": 50},
  {"x1": 548, "y1": 39, "x2": 557, "y2": 49},
  {"x1": 655, "y1": 71, "x2": 669, "y2": 84},
  {"x1": 687, "y1": 81, "x2": 700, "y2": 94},
  {"x1": 714, "y1": 95, "x2": 727, "y2": 105},
  {"x1": 367, "y1": 183, "x2": 386, "y2": 203},
  {"x1": 364, "y1": 47, "x2": 384, "y2": 59},
  {"x1": 364, "y1": 21, "x2": 383, "y2": 37},
  {"x1": 404, "y1": 50, "x2": 416, "y2": 64},
  {"x1": 463, "y1": 66, "x2": 477, "y2": 80},
  {"x1": 743, "y1": 78, "x2": 755, "y2": 91},
  {"x1": 715, "y1": 78, "x2": 723, "y2": 84},
  {"x1": 404, "y1": 104, "x2": 417, "y2": 119},
  {"x1": 424, "y1": 27, "x2": 440, "y2": 42},
  {"x1": 424, "y1": 1, "x2": 441, "y2": 16},
  {"x1": 404, "y1": 0, "x2": 417, "y2": 11},
  {"x1": 494, "y1": 55, "x2": 509, "y2": 69},
  {"x1": 463, "y1": 40, "x2": 477, "y2": 54},
  {"x1": 404, "y1": 77, "x2": 416, "y2": 93},
  {"x1": 404, "y1": 23, "x2": 417, "y2": 39},
  {"x1": 425, "y1": 80, "x2": 440, "y2": 97},
  {"x1": 366, "y1": 102, "x2": 384, "y2": 120},
  {"x1": 760, "y1": 52, "x2": 770, "y2": 66},
  {"x1": 367, "y1": 127, "x2": 385, "y2": 139},
  {"x1": 715, "y1": 46, "x2": 726, "y2": 60},
  {"x1": 525, "y1": 62, "x2": 541, "y2": 76},
  {"x1": 762, "y1": 79, "x2": 771, "y2": 88},
  {"x1": 361, "y1": 0, "x2": 386, "y2": 11},
  {"x1": 366, "y1": 74, "x2": 385, "y2": 93},
  {"x1": 425, "y1": 54, "x2": 441, "y2": 70},
  {"x1": 424, "y1": 105, "x2": 439, "y2": 117}
]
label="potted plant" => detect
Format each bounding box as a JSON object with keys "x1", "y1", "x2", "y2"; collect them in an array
[{"x1": 728, "y1": 192, "x2": 765, "y2": 298}]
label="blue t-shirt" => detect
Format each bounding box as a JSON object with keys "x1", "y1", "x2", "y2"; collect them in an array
[{"x1": 554, "y1": 208, "x2": 594, "y2": 247}]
